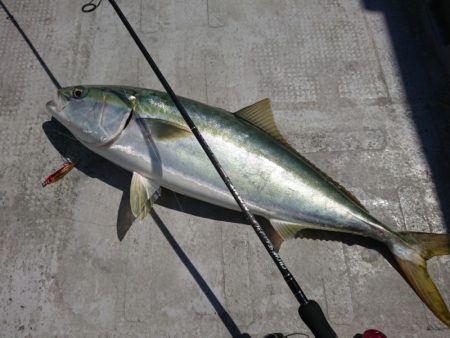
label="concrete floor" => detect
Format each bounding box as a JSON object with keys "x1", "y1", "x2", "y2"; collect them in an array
[{"x1": 1, "y1": 0, "x2": 450, "y2": 337}]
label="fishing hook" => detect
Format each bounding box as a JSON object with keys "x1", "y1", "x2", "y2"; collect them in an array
[{"x1": 82, "y1": 0, "x2": 102, "y2": 13}]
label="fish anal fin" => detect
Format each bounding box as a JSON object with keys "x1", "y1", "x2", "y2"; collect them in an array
[
  {"x1": 130, "y1": 172, "x2": 161, "y2": 220},
  {"x1": 261, "y1": 219, "x2": 284, "y2": 253},
  {"x1": 270, "y1": 219, "x2": 310, "y2": 240},
  {"x1": 235, "y1": 99, "x2": 367, "y2": 212},
  {"x1": 141, "y1": 118, "x2": 191, "y2": 140}
]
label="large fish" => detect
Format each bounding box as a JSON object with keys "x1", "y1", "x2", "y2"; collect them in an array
[{"x1": 47, "y1": 85, "x2": 450, "y2": 326}]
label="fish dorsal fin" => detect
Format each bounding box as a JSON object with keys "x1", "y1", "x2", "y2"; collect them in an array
[
  {"x1": 234, "y1": 98, "x2": 293, "y2": 149},
  {"x1": 130, "y1": 172, "x2": 161, "y2": 220},
  {"x1": 235, "y1": 99, "x2": 367, "y2": 212}
]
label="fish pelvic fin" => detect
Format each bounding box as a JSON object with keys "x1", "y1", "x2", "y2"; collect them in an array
[
  {"x1": 130, "y1": 172, "x2": 161, "y2": 220},
  {"x1": 393, "y1": 232, "x2": 450, "y2": 327}
]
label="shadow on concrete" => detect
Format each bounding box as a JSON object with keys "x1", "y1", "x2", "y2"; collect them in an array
[
  {"x1": 34, "y1": 2, "x2": 449, "y2": 335},
  {"x1": 295, "y1": 229, "x2": 398, "y2": 272},
  {"x1": 42, "y1": 110, "x2": 406, "y2": 336},
  {"x1": 150, "y1": 209, "x2": 250, "y2": 338},
  {"x1": 42, "y1": 118, "x2": 250, "y2": 338},
  {"x1": 363, "y1": 0, "x2": 450, "y2": 233},
  {"x1": 42, "y1": 118, "x2": 281, "y2": 243},
  {"x1": 42, "y1": 117, "x2": 403, "y2": 337},
  {"x1": 43, "y1": 4, "x2": 450, "y2": 322},
  {"x1": 43, "y1": 119, "x2": 135, "y2": 239}
]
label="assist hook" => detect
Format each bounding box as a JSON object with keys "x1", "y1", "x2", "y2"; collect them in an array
[{"x1": 82, "y1": 0, "x2": 102, "y2": 13}]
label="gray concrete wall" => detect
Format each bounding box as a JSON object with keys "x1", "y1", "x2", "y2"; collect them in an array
[{"x1": 1, "y1": 0, "x2": 449, "y2": 337}]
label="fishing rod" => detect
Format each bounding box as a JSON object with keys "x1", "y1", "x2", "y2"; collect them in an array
[
  {"x1": 0, "y1": 1, "x2": 326, "y2": 335},
  {"x1": 81, "y1": 1, "x2": 337, "y2": 337},
  {"x1": 0, "y1": 2, "x2": 388, "y2": 338},
  {"x1": 0, "y1": 1, "x2": 341, "y2": 336}
]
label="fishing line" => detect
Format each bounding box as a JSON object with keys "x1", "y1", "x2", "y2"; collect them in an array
[
  {"x1": 82, "y1": 1, "x2": 337, "y2": 337},
  {"x1": 82, "y1": 0, "x2": 102, "y2": 13},
  {"x1": 0, "y1": 1, "x2": 78, "y2": 187},
  {"x1": 0, "y1": 0, "x2": 61, "y2": 89}
]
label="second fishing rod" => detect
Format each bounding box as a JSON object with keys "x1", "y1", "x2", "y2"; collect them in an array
[{"x1": 82, "y1": 0, "x2": 337, "y2": 337}]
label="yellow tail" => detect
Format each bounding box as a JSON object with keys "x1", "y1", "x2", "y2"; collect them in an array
[{"x1": 394, "y1": 232, "x2": 450, "y2": 327}]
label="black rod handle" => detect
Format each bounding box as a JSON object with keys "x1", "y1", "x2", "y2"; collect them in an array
[{"x1": 299, "y1": 300, "x2": 337, "y2": 338}]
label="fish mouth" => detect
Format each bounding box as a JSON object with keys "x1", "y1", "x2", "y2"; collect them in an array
[{"x1": 46, "y1": 92, "x2": 68, "y2": 117}]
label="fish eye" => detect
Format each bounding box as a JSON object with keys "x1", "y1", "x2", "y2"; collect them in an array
[{"x1": 72, "y1": 87, "x2": 86, "y2": 99}]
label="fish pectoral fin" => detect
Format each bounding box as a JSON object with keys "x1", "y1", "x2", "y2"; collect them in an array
[
  {"x1": 130, "y1": 172, "x2": 161, "y2": 220},
  {"x1": 270, "y1": 219, "x2": 309, "y2": 240},
  {"x1": 141, "y1": 118, "x2": 191, "y2": 140}
]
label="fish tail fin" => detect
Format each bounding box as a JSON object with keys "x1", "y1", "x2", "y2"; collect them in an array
[
  {"x1": 393, "y1": 232, "x2": 450, "y2": 327},
  {"x1": 401, "y1": 232, "x2": 450, "y2": 258}
]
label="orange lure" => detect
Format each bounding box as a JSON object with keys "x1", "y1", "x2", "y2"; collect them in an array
[{"x1": 42, "y1": 160, "x2": 75, "y2": 187}]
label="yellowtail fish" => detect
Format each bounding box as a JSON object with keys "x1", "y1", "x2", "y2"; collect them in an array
[{"x1": 46, "y1": 85, "x2": 450, "y2": 326}]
